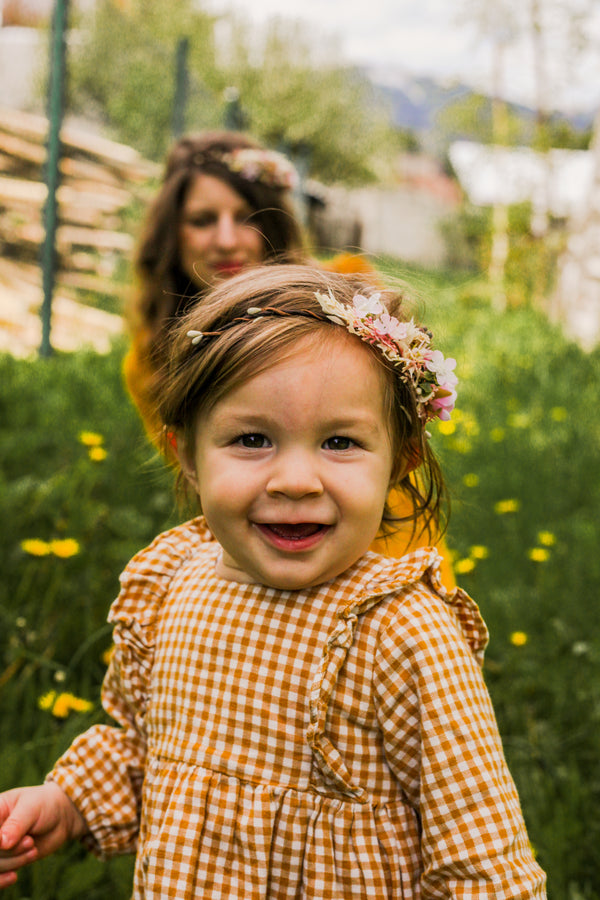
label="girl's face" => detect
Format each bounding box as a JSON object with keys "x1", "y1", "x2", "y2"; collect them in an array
[
  {"x1": 179, "y1": 333, "x2": 399, "y2": 590},
  {"x1": 178, "y1": 173, "x2": 266, "y2": 289}
]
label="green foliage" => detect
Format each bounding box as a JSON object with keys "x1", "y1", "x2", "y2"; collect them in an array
[
  {"x1": 0, "y1": 342, "x2": 176, "y2": 898},
  {"x1": 2, "y1": 275, "x2": 600, "y2": 896},
  {"x1": 69, "y1": 0, "x2": 221, "y2": 159},
  {"x1": 67, "y1": 3, "x2": 398, "y2": 183}
]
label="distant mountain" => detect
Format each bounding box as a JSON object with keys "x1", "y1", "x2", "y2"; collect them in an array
[{"x1": 365, "y1": 67, "x2": 595, "y2": 147}]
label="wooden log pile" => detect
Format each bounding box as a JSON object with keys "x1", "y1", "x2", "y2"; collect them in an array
[{"x1": 0, "y1": 106, "x2": 160, "y2": 301}]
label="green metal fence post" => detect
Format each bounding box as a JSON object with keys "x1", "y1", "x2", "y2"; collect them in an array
[
  {"x1": 172, "y1": 37, "x2": 189, "y2": 139},
  {"x1": 40, "y1": 0, "x2": 70, "y2": 358}
]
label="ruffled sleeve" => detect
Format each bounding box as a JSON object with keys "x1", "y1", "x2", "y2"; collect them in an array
[
  {"x1": 46, "y1": 518, "x2": 212, "y2": 859},
  {"x1": 373, "y1": 575, "x2": 545, "y2": 897}
]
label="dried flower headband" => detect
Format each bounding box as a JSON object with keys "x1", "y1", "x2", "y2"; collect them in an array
[
  {"x1": 187, "y1": 290, "x2": 457, "y2": 424},
  {"x1": 191, "y1": 147, "x2": 298, "y2": 191}
]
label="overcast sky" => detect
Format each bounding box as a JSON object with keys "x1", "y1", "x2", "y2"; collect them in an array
[{"x1": 204, "y1": 0, "x2": 600, "y2": 113}]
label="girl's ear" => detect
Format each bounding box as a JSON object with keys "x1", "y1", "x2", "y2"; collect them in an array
[{"x1": 170, "y1": 431, "x2": 200, "y2": 494}]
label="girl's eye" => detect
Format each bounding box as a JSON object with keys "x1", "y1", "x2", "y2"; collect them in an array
[
  {"x1": 323, "y1": 436, "x2": 354, "y2": 451},
  {"x1": 238, "y1": 433, "x2": 270, "y2": 449}
]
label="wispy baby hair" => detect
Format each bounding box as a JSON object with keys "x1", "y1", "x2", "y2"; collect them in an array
[{"x1": 158, "y1": 264, "x2": 450, "y2": 537}]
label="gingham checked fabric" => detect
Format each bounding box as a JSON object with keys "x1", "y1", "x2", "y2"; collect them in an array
[{"x1": 49, "y1": 517, "x2": 546, "y2": 899}]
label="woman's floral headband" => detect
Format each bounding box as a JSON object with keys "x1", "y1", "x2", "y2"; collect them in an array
[
  {"x1": 188, "y1": 289, "x2": 457, "y2": 424},
  {"x1": 192, "y1": 147, "x2": 298, "y2": 191}
]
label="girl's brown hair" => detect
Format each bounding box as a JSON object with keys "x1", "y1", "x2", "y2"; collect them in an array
[
  {"x1": 158, "y1": 264, "x2": 448, "y2": 540},
  {"x1": 128, "y1": 131, "x2": 307, "y2": 369}
]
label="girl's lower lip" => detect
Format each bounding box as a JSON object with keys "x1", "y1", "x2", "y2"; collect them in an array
[{"x1": 254, "y1": 523, "x2": 331, "y2": 552}]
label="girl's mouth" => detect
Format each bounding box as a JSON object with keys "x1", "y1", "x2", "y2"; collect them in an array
[{"x1": 254, "y1": 523, "x2": 330, "y2": 551}]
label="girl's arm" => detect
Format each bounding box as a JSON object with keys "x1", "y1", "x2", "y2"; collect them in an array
[
  {"x1": 45, "y1": 629, "x2": 150, "y2": 859},
  {"x1": 374, "y1": 586, "x2": 546, "y2": 898}
]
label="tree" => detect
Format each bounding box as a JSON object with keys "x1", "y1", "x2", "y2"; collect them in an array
[{"x1": 67, "y1": 2, "x2": 398, "y2": 184}]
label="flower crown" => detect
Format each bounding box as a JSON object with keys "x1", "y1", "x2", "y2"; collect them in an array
[
  {"x1": 312, "y1": 289, "x2": 457, "y2": 422},
  {"x1": 192, "y1": 147, "x2": 298, "y2": 191},
  {"x1": 188, "y1": 289, "x2": 457, "y2": 424}
]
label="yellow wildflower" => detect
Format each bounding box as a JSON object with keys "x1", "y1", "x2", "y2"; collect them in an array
[
  {"x1": 38, "y1": 690, "x2": 56, "y2": 711},
  {"x1": 494, "y1": 499, "x2": 520, "y2": 514},
  {"x1": 508, "y1": 412, "x2": 531, "y2": 429},
  {"x1": 510, "y1": 631, "x2": 528, "y2": 647},
  {"x1": 88, "y1": 446, "x2": 107, "y2": 462},
  {"x1": 550, "y1": 407, "x2": 567, "y2": 422},
  {"x1": 470, "y1": 545, "x2": 489, "y2": 560},
  {"x1": 102, "y1": 644, "x2": 115, "y2": 666},
  {"x1": 452, "y1": 438, "x2": 472, "y2": 454},
  {"x1": 50, "y1": 538, "x2": 80, "y2": 558},
  {"x1": 79, "y1": 431, "x2": 104, "y2": 447},
  {"x1": 490, "y1": 427, "x2": 505, "y2": 442},
  {"x1": 455, "y1": 558, "x2": 476, "y2": 575},
  {"x1": 21, "y1": 538, "x2": 51, "y2": 556},
  {"x1": 437, "y1": 420, "x2": 456, "y2": 436},
  {"x1": 537, "y1": 531, "x2": 556, "y2": 546},
  {"x1": 463, "y1": 473, "x2": 479, "y2": 488},
  {"x1": 461, "y1": 413, "x2": 479, "y2": 437},
  {"x1": 529, "y1": 547, "x2": 550, "y2": 563},
  {"x1": 38, "y1": 690, "x2": 93, "y2": 718}
]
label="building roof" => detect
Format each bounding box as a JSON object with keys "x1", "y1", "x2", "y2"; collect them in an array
[{"x1": 449, "y1": 140, "x2": 595, "y2": 219}]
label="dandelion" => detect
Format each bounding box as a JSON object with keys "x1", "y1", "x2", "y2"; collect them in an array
[
  {"x1": 437, "y1": 420, "x2": 456, "y2": 436},
  {"x1": 490, "y1": 427, "x2": 506, "y2": 442},
  {"x1": 537, "y1": 531, "x2": 556, "y2": 546},
  {"x1": 508, "y1": 412, "x2": 531, "y2": 429},
  {"x1": 494, "y1": 499, "x2": 520, "y2": 514},
  {"x1": 452, "y1": 438, "x2": 472, "y2": 454},
  {"x1": 463, "y1": 473, "x2": 480, "y2": 488},
  {"x1": 455, "y1": 558, "x2": 476, "y2": 575},
  {"x1": 50, "y1": 538, "x2": 80, "y2": 558},
  {"x1": 510, "y1": 631, "x2": 528, "y2": 647},
  {"x1": 79, "y1": 431, "x2": 104, "y2": 447},
  {"x1": 38, "y1": 690, "x2": 93, "y2": 718},
  {"x1": 21, "y1": 538, "x2": 51, "y2": 556},
  {"x1": 470, "y1": 545, "x2": 489, "y2": 560},
  {"x1": 529, "y1": 547, "x2": 550, "y2": 562},
  {"x1": 54, "y1": 669, "x2": 67, "y2": 683},
  {"x1": 88, "y1": 446, "x2": 107, "y2": 462},
  {"x1": 550, "y1": 406, "x2": 567, "y2": 422}
]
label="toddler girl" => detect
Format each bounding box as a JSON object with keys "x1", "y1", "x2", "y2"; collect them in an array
[{"x1": 0, "y1": 266, "x2": 545, "y2": 897}]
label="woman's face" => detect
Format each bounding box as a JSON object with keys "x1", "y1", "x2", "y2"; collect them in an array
[{"x1": 178, "y1": 173, "x2": 266, "y2": 289}]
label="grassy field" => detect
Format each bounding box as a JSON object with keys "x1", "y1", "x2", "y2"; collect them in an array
[{"x1": 1, "y1": 263, "x2": 599, "y2": 897}]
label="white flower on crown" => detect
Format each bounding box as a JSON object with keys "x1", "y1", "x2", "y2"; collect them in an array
[
  {"x1": 352, "y1": 292, "x2": 385, "y2": 317},
  {"x1": 425, "y1": 350, "x2": 458, "y2": 387}
]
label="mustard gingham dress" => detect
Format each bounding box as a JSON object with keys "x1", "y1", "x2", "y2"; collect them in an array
[{"x1": 49, "y1": 518, "x2": 545, "y2": 899}]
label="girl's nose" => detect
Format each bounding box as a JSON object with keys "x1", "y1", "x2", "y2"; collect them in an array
[{"x1": 266, "y1": 452, "x2": 323, "y2": 499}]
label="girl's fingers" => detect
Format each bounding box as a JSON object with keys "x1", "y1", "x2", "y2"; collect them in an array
[{"x1": 0, "y1": 844, "x2": 38, "y2": 876}]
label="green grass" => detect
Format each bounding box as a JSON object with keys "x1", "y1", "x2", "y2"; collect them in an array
[{"x1": 1, "y1": 271, "x2": 599, "y2": 897}]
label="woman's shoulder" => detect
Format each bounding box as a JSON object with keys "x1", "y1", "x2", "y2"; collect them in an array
[{"x1": 108, "y1": 517, "x2": 215, "y2": 627}]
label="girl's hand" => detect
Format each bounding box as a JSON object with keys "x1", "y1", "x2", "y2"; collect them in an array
[{"x1": 0, "y1": 783, "x2": 87, "y2": 889}]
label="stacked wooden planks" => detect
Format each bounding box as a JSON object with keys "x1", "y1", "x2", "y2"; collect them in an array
[{"x1": 0, "y1": 106, "x2": 160, "y2": 301}]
